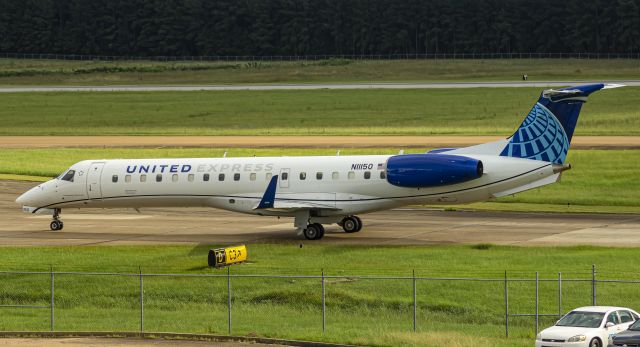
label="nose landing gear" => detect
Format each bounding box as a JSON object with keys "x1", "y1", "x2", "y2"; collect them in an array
[{"x1": 50, "y1": 209, "x2": 63, "y2": 231}]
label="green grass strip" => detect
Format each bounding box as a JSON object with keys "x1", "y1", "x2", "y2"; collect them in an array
[
  {"x1": 0, "y1": 88, "x2": 638, "y2": 135},
  {"x1": 1, "y1": 58, "x2": 640, "y2": 85}
]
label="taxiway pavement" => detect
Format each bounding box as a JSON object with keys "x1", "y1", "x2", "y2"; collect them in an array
[{"x1": 3, "y1": 181, "x2": 639, "y2": 247}]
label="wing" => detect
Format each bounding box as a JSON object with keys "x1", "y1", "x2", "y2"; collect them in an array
[
  {"x1": 256, "y1": 200, "x2": 341, "y2": 212},
  {"x1": 253, "y1": 175, "x2": 341, "y2": 212}
]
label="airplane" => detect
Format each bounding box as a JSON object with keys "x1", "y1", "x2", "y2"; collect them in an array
[{"x1": 16, "y1": 83, "x2": 620, "y2": 240}]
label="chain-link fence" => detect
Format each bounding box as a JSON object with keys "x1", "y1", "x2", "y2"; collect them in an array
[
  {"x1": 1, "y1": 265, "x2": 639, "y2": 339},
  {"x1": 2, "y1": 52, "x2": 640, "y2": 62}
]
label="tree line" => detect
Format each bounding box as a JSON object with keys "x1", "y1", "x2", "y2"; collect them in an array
[{"x1": 1, "y1": 0, "x2": 639, "y2": 57}]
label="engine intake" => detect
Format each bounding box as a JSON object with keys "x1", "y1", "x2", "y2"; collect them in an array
[{"x1": 386, "y1": 154, "x2": 483, "y2": 188}]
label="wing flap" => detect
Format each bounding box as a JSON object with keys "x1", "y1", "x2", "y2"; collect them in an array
[{"x1": 255, "y1": 200, "x2": 341, "y2": 212}]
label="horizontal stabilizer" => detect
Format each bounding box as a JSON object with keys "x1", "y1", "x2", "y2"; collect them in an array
[
  {"x1": 603, "y1": 83, "x2": 626, "y2": 90},
  {"x1": 492, "y1": 173, "x2": 561, "y2": 198}
]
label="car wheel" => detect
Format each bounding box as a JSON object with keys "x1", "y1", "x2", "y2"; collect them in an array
[{"x1": 589, "y1": 337, "x2": 601, "y2": 347}]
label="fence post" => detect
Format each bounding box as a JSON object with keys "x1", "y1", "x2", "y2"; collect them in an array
[
  {"x1": 50, "y1": 265, "x2": 54, "y2": 331},
  {"x1": 536, "y1": 271, "x2": 540, "y2": 334},
  {"x1": 227, "y1": 266, "x2": 232, "y2": 335},
  {"x1": 592, "y1": 264, "x2": 596, "y2": 306},
  {"x1": 504, "y1": 270, "x2": 508, "y2": 338},
  {"x1": 413, "y1": 269, "x2": 417, "y2": 332},
  {"x1": 139, "y1": 267, "x2": 144, "y2": 334},
  {"x1": 558, "y1": 272, "x2": 562, "y2": 318},
  {"x1": 322, "y1": 269, "x2": 326, "y2": 333}
]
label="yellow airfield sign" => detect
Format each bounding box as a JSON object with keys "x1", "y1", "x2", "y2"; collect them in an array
[{"x1": 208, "y1": 245, "x2": 247, "y2": 268}]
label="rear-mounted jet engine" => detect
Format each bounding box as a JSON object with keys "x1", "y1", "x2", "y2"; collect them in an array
[{"x1": 385, "y1": 154, "x2": 483, "y2": 188}]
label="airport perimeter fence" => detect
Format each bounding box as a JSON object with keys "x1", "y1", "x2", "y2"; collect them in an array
[
  {"x1": 2, "y1": 52, "x2": 640, "y2": 62},
  {"x1": 1, "y1": 265, "x2": 639, "y2": 339}
]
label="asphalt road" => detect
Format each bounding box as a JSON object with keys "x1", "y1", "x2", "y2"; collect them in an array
[
  {"x1": 3, "y1": 180, "x2": 639, "y2": 247},
  {"x1": 0, "y1": 81, "x2": 638, "y2": 92}
]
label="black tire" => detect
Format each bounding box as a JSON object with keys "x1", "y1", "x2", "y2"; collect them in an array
[
  {"x1": 342, "y1": 217, "x2": 358, "y2": 233},
  {"x1": 353, "y1": 216, "x2": 363, "y2": 232},
  {"x1": 58, "y1": 221, "x2": 64, "y2": 230},
  {"x1": 50, "y1": 220, "x2": 61, "y2": 231},
  {"x1": 303, "y1": 224, "x2": 320, "y2": 240},
  {"x1": 315, "y1": 224, "x2": 325, "y2": 240},
  {"x1": 589, "y1": 338, "x2": 601, "y2": 347}
]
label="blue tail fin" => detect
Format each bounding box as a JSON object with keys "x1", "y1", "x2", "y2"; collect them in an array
[{"x1": 500, "y1": 83, "x2": 605, "y2": 164}]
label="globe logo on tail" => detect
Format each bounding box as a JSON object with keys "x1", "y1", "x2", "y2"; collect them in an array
[{"x1": 500, "y1": 103, "x2": 569, "y2": 164}]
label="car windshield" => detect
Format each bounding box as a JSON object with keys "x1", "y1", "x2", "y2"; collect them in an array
[
  {"x1": 629, "y1": 319, "x2": 640, "y2": 331},
  {"x1": 556, "y1": 311, "x2": 604, "y2": 328}
]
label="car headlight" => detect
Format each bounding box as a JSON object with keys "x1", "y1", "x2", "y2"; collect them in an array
[
  {"x1": 567, "y1": 335, "x2": 587, "y2": 342},
  {"x1": 536, "y1": 333, "x2": 542, "y2": 341}
]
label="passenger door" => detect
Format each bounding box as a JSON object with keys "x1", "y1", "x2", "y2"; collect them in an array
[
  {"x1": 87, "y1": 162, "x2": 105, "y2": 199},
  {"x1": 606, "y1": 311, "x2": 624, "y2": 332},
  {"x1": 617, "y1": 310, "x2": 635, "y2": 330}
]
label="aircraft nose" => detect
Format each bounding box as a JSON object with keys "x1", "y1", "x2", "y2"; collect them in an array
[
  {"x1": 16, "y1": 186, "x2": 39, "y2": 206},
  {"x1": 16, "y1": 190, "x2": 31, "y2": 205}
]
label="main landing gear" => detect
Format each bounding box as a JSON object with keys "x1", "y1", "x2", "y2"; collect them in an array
[
  {"x1": 301, "y1": 215, "x2": 363, "y2": 240},
  {"x1": 303, "y1": 223, "x2": 325, "y2": 240},
  {"x1": 50, "y1": 209, "x2": 63, "y2": 231},
  {"x1": 340, "y1": 215, "x2": 362, "y2": 233}
]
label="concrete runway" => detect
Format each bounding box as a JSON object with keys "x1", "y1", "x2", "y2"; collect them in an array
[
  {"x1": 0, "y1": 81, "x2": 638, "y2": 92},
  {"x1": 3, "y1": 180, "x2": 639, "y2": 247}
]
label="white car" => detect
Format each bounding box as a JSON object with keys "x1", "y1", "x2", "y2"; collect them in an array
[{"x1": 535, "y1": 306, "x2": 639, "y2": 347}]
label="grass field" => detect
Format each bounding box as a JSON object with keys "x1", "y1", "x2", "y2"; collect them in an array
[
  {"x1": 2, "y1": 244, "x2": 640, "y2": 346},
  {"x1": 1, "y1": 148, "x2": 638, "y2": 213},
  {"x1": 1, "y1": 87, "x2": 639, "y2": 136},
  {"x1": 0, "y1": 58, "x2": 639, "y2": 85}
]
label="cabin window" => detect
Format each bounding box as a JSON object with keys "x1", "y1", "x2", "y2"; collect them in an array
[
  {"x1": 282, "y1": 172, "x2": 288, "y2": 180},
  {"x1": 188, "y1": 174, "x2": 194, "y2": 182},
  {"x1": 316, "y1": 172, "x2": 323, "y2": 180},
  {"x1": 140, "y1": 174, "x2": 147, "y2": 183},
  {"x1": 234, "y1": 173, "x2": 241, "y2": 181},
  {"x1": 299, "y1": 172, "x2": 306, "y2": 180},
  {"x1": 380, "y1": 171, "x2": 386, "y2": 179},
  {"x1": 332, "y1": 172, "x2": 339, "y2": 180},
  {"x1": 112, "y1": 175, "x2": 118, "y2": 183},
  {"x1": 250, "y1": 173, "x2": 256, "y2": 181},
  {"x1": 156, "y1": 174, "x2": 162, "y2": 182},
  {"x1": 364, "y1": 171, "x2": 371, "y2": 179},
  {"x1": 266, "y1": 172, "x2": 272, "y2": 181},
  {"x1": 172, "y1": 174, "x2": 179, "y2": 182},
  {"x1": 348, "y1": 171, "x2": 355, "y2": 180},
  {"x1": 203, "y1": 173, "x2": 210, "y2": 182},
  {"x1": 125, "y1": 175, "x2": 131, "y2": 183},
  {"x1": 219, "y1": 173, "x2": 225, "y2": 181},
  {"x1": 60, "y1": 170, "x2": 75, "y2": 182}
]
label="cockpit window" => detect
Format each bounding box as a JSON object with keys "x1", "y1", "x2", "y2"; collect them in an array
[{"x1": 60, "y1": 170, "x2": 75, "y2": 182}]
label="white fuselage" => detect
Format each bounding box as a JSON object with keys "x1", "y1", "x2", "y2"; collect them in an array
[{"x1": 18, "y1": 153, "x2": 557, "y2": 220}]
